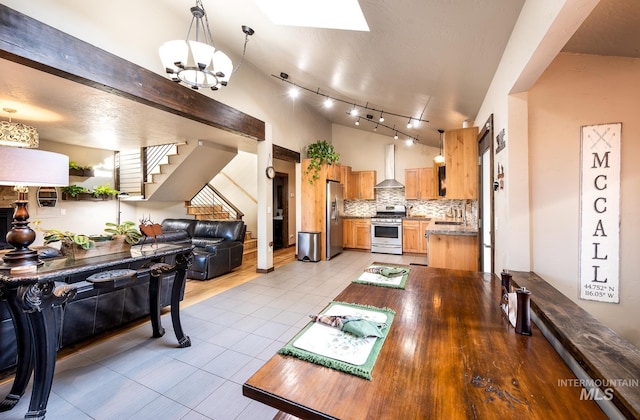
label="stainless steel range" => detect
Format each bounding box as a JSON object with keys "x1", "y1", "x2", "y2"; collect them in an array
[{"x1": 371, "y1": 204, "x2": 406, "y2": 255}]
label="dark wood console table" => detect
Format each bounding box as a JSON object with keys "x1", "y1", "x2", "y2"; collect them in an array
[
  {"x1": 244, "y1": 266, "x2": 606, "y2": 419},
  {"x1": 0, "y1": 243, "x2": 193, "y2": 419}
]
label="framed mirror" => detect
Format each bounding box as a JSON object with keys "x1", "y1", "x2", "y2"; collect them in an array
[{"x1": 37, "y1": 187, "x2": 58, "y2": 207}]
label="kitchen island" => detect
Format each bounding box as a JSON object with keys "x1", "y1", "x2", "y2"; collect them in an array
[
  {"x1": 244, "y1": 265, "x2": 605, "y2": 419},
  {"x1": 426, "y1": 218, "x2": 479, "y2": 270}
]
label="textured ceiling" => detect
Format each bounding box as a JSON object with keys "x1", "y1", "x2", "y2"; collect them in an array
[{"x1": 1, "y1": 0, "x2": 637, "y2": 152}]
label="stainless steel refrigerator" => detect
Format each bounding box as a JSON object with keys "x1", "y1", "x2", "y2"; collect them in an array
[{"x1": 326, "y1": 180, "x2": 344, "y2": 260}]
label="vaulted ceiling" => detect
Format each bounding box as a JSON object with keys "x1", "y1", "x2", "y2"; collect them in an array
[{"x1": 1, "y1": 0, "x2": 638, "y2": 152}]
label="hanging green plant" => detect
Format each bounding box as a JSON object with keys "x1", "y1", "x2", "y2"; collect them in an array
[{"x1": 305, "y1": 140, "x2": 340, "y2": 184}]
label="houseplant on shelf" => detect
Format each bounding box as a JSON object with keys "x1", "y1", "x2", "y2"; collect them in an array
[
  {"x1": 61, "y1": 184, "x2": 88, "y2": 200},
  {"x1": 92, "y1": 184, "x2": 119, "y2": 200},
  {"x1": 68, "y1": 161, "x2": 94, "y2": 177},
  {"x1": 305, "y1": 140, "x2": 340, "y2": 184}
]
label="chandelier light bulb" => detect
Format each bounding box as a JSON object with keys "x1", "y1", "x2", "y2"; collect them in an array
[
  {"x1": 407, "y1": 118, "x2": 413, "y2": 128},
  {"x1": 394, "y1": 132, "x2": 398, "y2": 140},
  {"x1": 324, "y1": 97, "x2": 333, "y2": 108},
  {"x1": 350, "y1": 106, "x2": 358, "y2": 117},
  {"x1": 355, "y1": 118, "x2": 360, "y2": 126},
  {"x1": 379, "y1": 112, "x2": 385, "y2": 122}
]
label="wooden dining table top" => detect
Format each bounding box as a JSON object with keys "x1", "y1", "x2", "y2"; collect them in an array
[{"x1": 243, "y1": 265, "x2": 606, "y2": 419}]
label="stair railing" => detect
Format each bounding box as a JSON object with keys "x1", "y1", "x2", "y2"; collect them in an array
[
  {"x1": 142, "y1": 143, "x2": 178, "y2": 183},
  {"x1": 189, "y1": 183, "x2": 244, "y2": 220}
]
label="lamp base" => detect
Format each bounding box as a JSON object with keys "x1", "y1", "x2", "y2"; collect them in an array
[
  {"x1": 0, "y1": 248, "x2": 43, "y2": 271},
  {"x1": 0, "y1": 198, "x2": 43, "y2": 271}
]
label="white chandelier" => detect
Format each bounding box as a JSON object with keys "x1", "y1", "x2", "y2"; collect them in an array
[
  {"x1": 159, "y1": 0, "x2": 254, "y2": 91},
  {"x1": 0, "y1": 108, "x2": 39, "y2": 148}
]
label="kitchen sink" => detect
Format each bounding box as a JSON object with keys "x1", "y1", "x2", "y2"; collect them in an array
[{"x1": 434, "y1": 220, "x2": 464, "y2": 225}]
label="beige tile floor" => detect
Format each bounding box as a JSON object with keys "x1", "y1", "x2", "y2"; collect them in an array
[{"x1": 0, "y1": 250, "x2": 426, "y2": 419}]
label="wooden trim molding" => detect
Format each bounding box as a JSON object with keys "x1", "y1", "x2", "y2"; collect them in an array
[
  {"x1": 273, "y1": 144, "x2": 300, "y2": 163},
  {"x1": 0, "y1": 4, "x2": 265, "y2": 141}
]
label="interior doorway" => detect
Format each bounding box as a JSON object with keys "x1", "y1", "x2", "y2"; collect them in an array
[
  {"x1": 478, "y1": 115, "x2": 495, "y2": 274},
  {"x1": 273, "y1": 172, "x2": 288, "y2": 250}
]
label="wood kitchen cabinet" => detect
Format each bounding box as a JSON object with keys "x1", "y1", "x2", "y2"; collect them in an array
[
  {"x1": 343, "y1": 218, "x2": 371, "y2": 250},
  {"x1": 428, "y1": 233, "x2": 478, "y2": 271},
  {"x1": 347, "y1": 170, "x2": 376, "y2": 200},
  {"x1": 302, "y1": 158, "x2": 342, "y2": 260},
  {"x1": 444, "y1": 127, "x2": 478, "y2": 199},
  {"x1": 404, "y1": 167, "x2": 435, "y2": 200},
  {"x1": 402, "y1": 219, "x2": 430, "y2": 254}
]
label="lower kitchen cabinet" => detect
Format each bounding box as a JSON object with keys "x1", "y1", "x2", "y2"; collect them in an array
[
  {"x1": 343, "y1": 218, "x2": 371, "y2": 250},
  {"x1": 428, "y1": 234, "x2": 478, "y2": 271},
  {"x1": 402, "y1": 219, "x2": 430, "y2": 254}
]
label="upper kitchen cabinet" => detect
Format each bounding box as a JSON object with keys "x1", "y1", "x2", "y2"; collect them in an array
[
  {"x1": 405, "y1": 167, "x2": 435, "y2": 200},
  {"x1": 347, "y1": 170, "x2": 376, "y2": 200},
  {"x1": 444, "y1": 127, "x2": 478, "y2": 199}
]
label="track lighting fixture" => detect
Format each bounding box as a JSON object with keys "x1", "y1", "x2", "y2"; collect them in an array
[{"x1": 271, "y1": 73, "x2": 436, "y2": 146}]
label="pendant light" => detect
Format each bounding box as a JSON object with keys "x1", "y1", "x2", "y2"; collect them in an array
[{"x1": 434, "y1": 129, "x2": 445, "y2": 163}]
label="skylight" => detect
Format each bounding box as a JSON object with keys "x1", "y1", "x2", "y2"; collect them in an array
[{"x1": 254, "y1": 0, "x2": 370, "y2": 31}]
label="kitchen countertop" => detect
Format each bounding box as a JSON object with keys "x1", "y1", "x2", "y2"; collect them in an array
[{"x1": 425, "y1": 218, "x2": 479, "y2": 236}]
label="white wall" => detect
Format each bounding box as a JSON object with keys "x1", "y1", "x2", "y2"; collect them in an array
[
  {"x1": 528, "y1": 53, "x2": 640, "y2": 348},
  {"x1": 332, "y1": 125, "x2": 440, "y2": 181},
  {"x1": 475, "y1": 0, "x2": 599, "y2": 273},
  {"x1": 30, "y1": 140, "x2": 118, "y2": 244}
]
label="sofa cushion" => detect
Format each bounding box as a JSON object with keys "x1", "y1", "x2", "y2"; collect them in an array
[
  {"x1": 161, "y1": 219, "x2": 197, "y2": 237},
  {"x1": 193, "y1": 220, "x2": 245, "y2": 242},
  {"x1": 191, "y1": 237, "x2": 224, "y2": 248}
]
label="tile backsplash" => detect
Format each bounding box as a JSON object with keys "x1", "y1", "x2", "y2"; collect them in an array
[{"x1": 343, "y1": 188, "x2": 477, "y2": 225}]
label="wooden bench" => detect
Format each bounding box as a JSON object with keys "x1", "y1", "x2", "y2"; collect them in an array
[{"x1": 510, "y1": 271, "x2": 640, "y2": 419}]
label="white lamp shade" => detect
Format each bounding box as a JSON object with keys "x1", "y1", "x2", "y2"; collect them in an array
[
  {"x1": 159, "y1": 40, "x2": 189, "y2": 71},
  {"x1": 189, "y1": 40, "x2": 215, "y2": 68},
  {"x1": 213, "y1": 51, "x2": 233, "y2": 82},
  {"x1": 434, "y1": 155, "x2": 445, "y2": 164},
  {"x1": 0, "y1": 147, "x2": 69, "y2": 186}
]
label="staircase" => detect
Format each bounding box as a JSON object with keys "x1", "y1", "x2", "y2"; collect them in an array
[
  {"x1": 186, "y1": 204, "x2": 232, "y2": 220},
  {"x1": 243, "y1": 230, "x2": 257, "y2": 262}
]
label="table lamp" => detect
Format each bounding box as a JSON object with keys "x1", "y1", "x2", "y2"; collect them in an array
[{"x1": 0, "y1": 146, "x2": 69, "y2": 270}]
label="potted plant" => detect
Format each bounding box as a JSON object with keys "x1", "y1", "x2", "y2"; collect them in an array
[
  {"x1": 305, "y1": 140, "x2": 340, "y2": 184},
  {"x1": 69, "y1": 161, "x2": 94, "y2": 177},
  {"x1": 61, "y1": 184, "x2": 88, "y2": 199},
  {"x1": 43, "y1": 229, "x2": 96, "y2": 250},
  {"x1": 92, "y1": 184, "x2": 119, "y2": 199},
  {"x1": 104, "y1": 221, "x2": 143, "y2": 245}
]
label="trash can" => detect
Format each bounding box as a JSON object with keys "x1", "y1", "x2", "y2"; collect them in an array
[{"x1": 298, "y1": 231, "x2": 321, "y2": 262}]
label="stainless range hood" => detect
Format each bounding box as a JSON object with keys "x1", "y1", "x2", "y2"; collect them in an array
[{"x1": 374, "y1": 144, "x2": 404, "y2": 189}]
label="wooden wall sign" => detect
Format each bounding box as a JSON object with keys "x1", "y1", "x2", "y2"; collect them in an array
[{"x1": 579, "y1": 123, "x2": 621, "y2": 303}]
